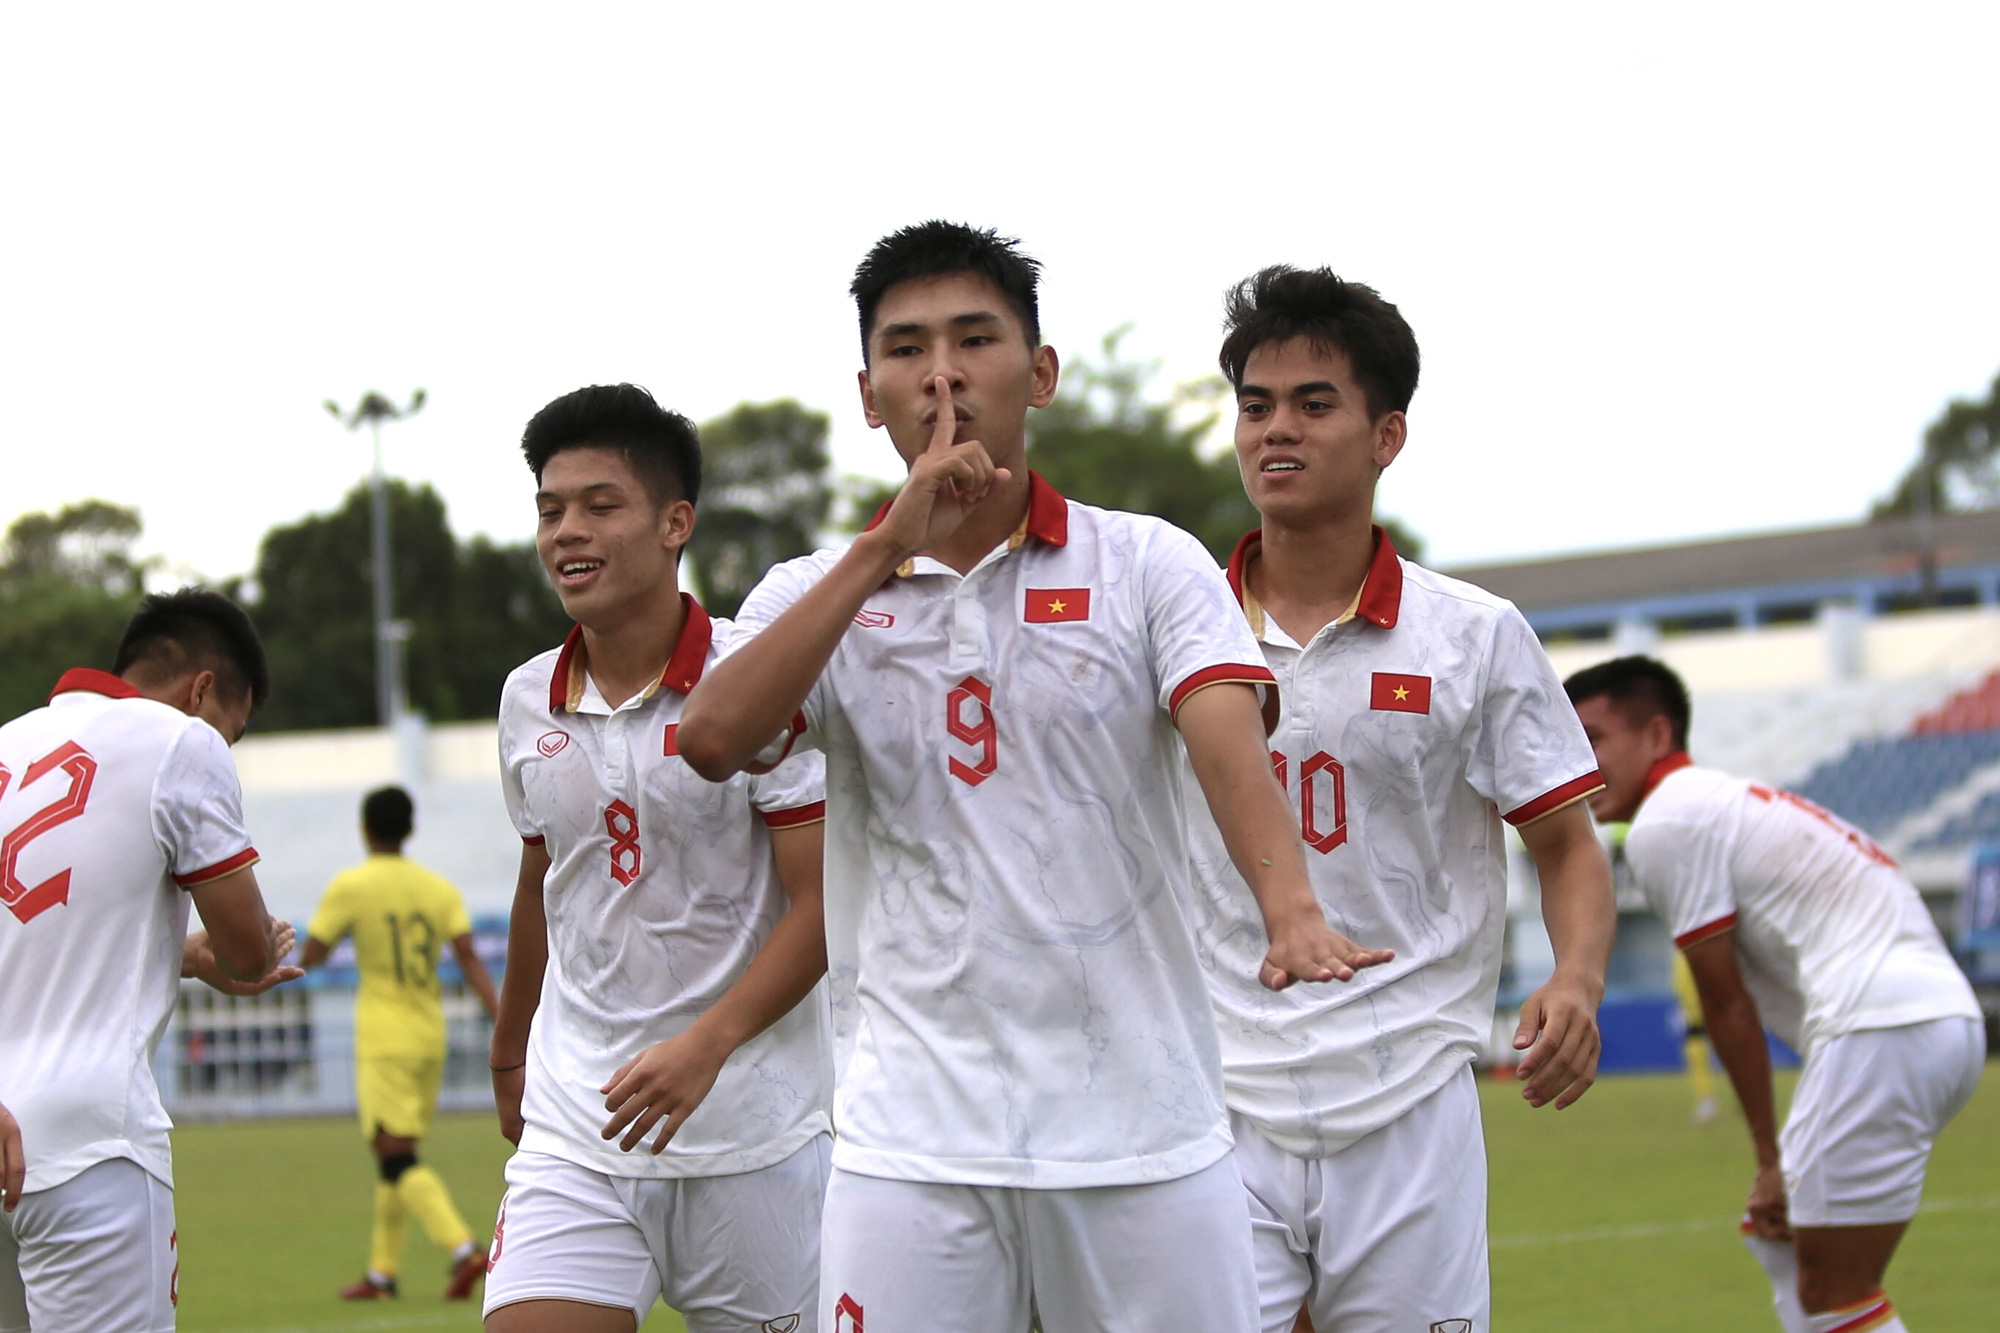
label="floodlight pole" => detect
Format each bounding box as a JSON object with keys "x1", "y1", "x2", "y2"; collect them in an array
[{"x1": 324, "y1": 390, "x2": 427, "y2": 728}]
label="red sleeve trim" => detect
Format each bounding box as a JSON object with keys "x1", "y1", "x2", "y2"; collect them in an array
[
  {"x1": 1675, "y1": 914, "x2": 1739, "y2": 950},
  {"x1": 1503, "y1": 771, "x2": 1606, "y2": 826},
  {"x1": 1169, "y1": 664, "x2": 1279, "y2": 729},
  {"x1": 174, "y1": 847, "x2": 260, "y2": 889},
  {"x1": 521, "y1": 834, "x2": 546, "y2": 847},
  {"x1": 762, "y1": 800, "x2": 827, "y2": 829}
]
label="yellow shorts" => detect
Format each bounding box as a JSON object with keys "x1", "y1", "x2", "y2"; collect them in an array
[{"x1": 356, "y1": 1057, "x2": 444, "y2": 1141}]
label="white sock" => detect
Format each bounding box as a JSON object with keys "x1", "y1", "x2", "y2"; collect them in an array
[
  {"x1": 451, "y1": 1238, "x2": 476, "y2": 1262},
  {"x1": 1740, "y1": 1227, "x2": 1809, "y2": 1333},
  {"x1": 1803, "y1": 1291, "x2": 1903, "y2": 1333}
]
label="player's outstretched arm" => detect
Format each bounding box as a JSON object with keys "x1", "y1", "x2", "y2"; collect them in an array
[
  {"x1": 186, "y1": 867, "x2": 283, "y2": 982},
  {"x1": 452, "y1": 934, "x2": 500, "y2": 1020},
  {"x1": 679, "y1": 377, "x2": 1006, "y2": 781},
  {"x1": 0, "y1": 1099, "x2": 22, "y2": 1214},
  {"x1": 490, "y1": 842, "x2": 553, "y2": 1145},
  {"x1": 600, "y1": 821, "x2": 830, "y2": 1153},
  {"x1": 1178, "y1": 682, "x2": 1394, "y2": 990},
  {"x1": 1683, "y1": 930, "x2": 1789, "y2": 1239},
  {"x1": 185, "y1": 919, "x2": 305, "y2": 996},
  {"x1": 1513, "y1": 803, "x2": 1614, "y2": 1109}
]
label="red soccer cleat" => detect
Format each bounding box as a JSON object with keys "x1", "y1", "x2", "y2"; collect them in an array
[
  {"x1": 444, "y1": 1248, "x2": 488, "y2": 1301},
  {"x1": 338, "y1": 1274, "x2": 397, "y2": 1300}
]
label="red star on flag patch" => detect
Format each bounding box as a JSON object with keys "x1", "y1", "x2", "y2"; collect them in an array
[
  {"x1": 1025, "y1": 588, "x2": 1091, "y2": 623},
  {"x1": 1371, "y1": 672, "x2": 1431, "y2": 714}
]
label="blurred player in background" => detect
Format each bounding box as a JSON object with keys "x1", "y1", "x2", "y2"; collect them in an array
[
  {"x1": 302, "y1": 785, "x2": 499, "y2": 1302},
  {"x1": 485, "y1": 385, "x2": 831, "y2": 1333},
  {"x1": 1188, "y1": 266, "x2": 1615, "y2": 1333},
  {"x1": 679, "y1": 223, "x2": 1389, "y2": 1333},
  {"x1": 1567, "y1": 655, "x2": 1982, "y2": 1333},
  {"x1": 0, "y1": 589, "x2": 298, "y2": 1332}
]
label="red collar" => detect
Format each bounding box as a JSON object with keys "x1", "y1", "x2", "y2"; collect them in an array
[
  {"x1": 1226, "y1": 525, "x2": 1404, "y2": 630},
  {"x1": 49, "y1": 668, "x2": 143, "y2": 702},
  {"x1": 1638, "y1": 750, "x2": 1694, "y2": 803},
  {"x1": 863, "y1": 471, "x2": 1069, "y2": 549},
  {"x1": 547, "y1": 594, "x2": 712, "y2": 713}
]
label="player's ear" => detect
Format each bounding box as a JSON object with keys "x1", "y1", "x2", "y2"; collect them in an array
[
  {"x1": 184, "y1": 669, "x2": 218, "y2": 717},
  {"x1": 1644, "y1": 710, "x2": 1677, "y2": 757},
  {"x1": 1028, "y1": 344, "x2": 1060, "y2": 409},
  {"x1": 658, "y1": 498, "x2": 696, "y2": 553},
  {"x1": 1373, "y1": 411, "x2": 1408, "y2": 470},
  {"x1": 859, "y1": 369, "x2": 886, "y2": 429}
]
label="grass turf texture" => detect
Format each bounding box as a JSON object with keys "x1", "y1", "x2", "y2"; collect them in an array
[{"x1": 172, "y1": 1068, "x2": 1999, "y2": 1332}]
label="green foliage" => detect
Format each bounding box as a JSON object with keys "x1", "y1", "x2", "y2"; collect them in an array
[
  {"x1": 0, "y1": 502, "x2": 147, "y2": 723},
  {"x1": 238, "y1": 481, "x2": 571, "y2": 731},
  {"x1": 686, "y1": 400, "x2": 832, "y2": 618},
  {"x1": 1875, "y1": 370, "x2": 2000, "y2": 518}
]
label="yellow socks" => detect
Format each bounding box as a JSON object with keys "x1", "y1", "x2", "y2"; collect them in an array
[
  {"x1": 368, "y1": 1182, "x2": 408, "y2": 1282},
  {"x1": 395, "y1": 1164, "x2": 474, "y2": 1254}
]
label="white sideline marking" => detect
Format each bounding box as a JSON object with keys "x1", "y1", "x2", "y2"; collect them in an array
[{"x1": 1492, "y1": 1194, "x2": 2000, "y2": 1249}]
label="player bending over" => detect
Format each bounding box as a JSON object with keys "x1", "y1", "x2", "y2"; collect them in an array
[
  {"x1": 1185, "y1": 266, "x2": 1615, "y2": 1333},
  {"x1": 0, "y1": 589, "x2": 300, "y2": 1332},
  {"x1": 677, "y1": 222, "x2": 1390, "y2": 1333},
  {"x1": 302, "y1": 785, "x2": 500, "y2": 1301},
  {"x1": 485, "y1": 385, "x2": 832, "y2": 1333},
  {"x1": 1566, "y1": 655, "x2": 1982, "y2": 1333}
]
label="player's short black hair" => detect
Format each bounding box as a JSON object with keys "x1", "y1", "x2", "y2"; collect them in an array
[
  {"x1": 1563, "y1": 655, "x2": 1692, "y2": 751},
  {"x1": 1218, "y1": 265, "x2": 1421, "y2": 420},
  {"x1": 850, "y1": 221, "x2": 1042, "y2": 362},
  {"x1": 361, "y1": 785, "x2": 414, "y2": 845},
  {"x1": 113, "y1": 587, "x2": 270, "y2": 713},
  {"x1": 520, "y1": 384, "x2": 702, "y2": 510}
]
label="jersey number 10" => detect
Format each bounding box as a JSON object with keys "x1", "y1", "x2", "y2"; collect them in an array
[{"x1": 1272, "y1": 749, "x2": 1348, "y2": 854}]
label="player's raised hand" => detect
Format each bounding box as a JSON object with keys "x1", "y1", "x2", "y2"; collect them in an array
[
  {"x1": 1512, "y1": 975, "x2": 1602, "y2": 1109},
  {"x1": 1260, "y1": 918, "x2": 1395, "y2": 991},
  {"x1": 600, "y1": 1027, "x2": 730, "y2": 1155},
  {"x1": 872, "y1": 377, "x2": 1010, "y2": 558},
  {"x1": 0, "y1": 1099, "x2": 23, "y2": 1213}
]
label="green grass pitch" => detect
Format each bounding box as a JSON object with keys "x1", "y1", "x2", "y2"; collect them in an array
[{"x1": 172, "y1": 1068, "x2": 1998, "y2": 1332}]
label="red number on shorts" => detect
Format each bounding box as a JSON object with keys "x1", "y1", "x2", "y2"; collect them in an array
[
  {"x1": 0, "y1": 740, "x2": 99, "y2": 924},
  {"x1": 1747, "y1": 783, "x2": 1895, "y2": 868},
  {"x1": 946, "y1": 676, "x2": 998, "y2": 787},
  {"x1": 835, "y1": 1294, "x2": 864, "y2": 1332},
  {"x1": 604, "y1": 800, "x2": 641, "y2": 885},
  {"x1": 1270, "y1": 747, "x2": 1348, "y2": 854}
]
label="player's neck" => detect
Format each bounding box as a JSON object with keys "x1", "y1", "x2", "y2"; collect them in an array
[
  {"x1": 924, "y1": 465, "x2": 1033, "y2": 576},
  {"x1": 578, "y1": 583, "x2": 688, "y2": 709},
  {"x1": 365, "y1": 839, "x2": 403, "y2": 857},
  {"x1": 1251, "y1": 509, "x2": 1377, "y2": 642}
]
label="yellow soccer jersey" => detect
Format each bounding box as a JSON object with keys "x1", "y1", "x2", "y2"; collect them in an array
[{"x1": 308, "y1": 855, "x2": 473, "y2": 1061}]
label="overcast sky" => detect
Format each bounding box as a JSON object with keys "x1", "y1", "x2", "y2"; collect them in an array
[{"x1": 4, "y1": 3, "x2": 1996, "y2": 583}]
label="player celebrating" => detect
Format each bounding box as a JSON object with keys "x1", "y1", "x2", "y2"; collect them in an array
[
  {"x1": 1566, "y1": 656, "x2": 1981, "y2": 1333},
  {"x1": 1185, "y1": 265, "x2": 1616, "y2": 1333},
  {"x1": 677, "y1": 223, "x2": 1390, "y2": 1333},
  {"x1": 302, "y1": 785, "x2": 500, "y2": 1302},
  {"x1": 0, "y1": 588, "x2": 298, "y2": 1332},
  {"x1": 484, "y1": 385, "x2": 832, "y2": 1333}
]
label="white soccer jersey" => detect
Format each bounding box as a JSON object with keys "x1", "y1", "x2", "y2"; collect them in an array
[
  {"x1": 0, "y1": 669, "x2": 258, "y2": 1193},
  {"x1": 728, "y1": 475, "x2": 1279, "y2": 1190},
  {"x1": 499, "y1": 596, "x2": 831, "y2": 1180},
  {"x1": 1625, "y1": 756, "x2": 1978, "y2": 1057},
  {"x1": 1187, "y1": 530, "x2": 1604, "y2": 1158}
]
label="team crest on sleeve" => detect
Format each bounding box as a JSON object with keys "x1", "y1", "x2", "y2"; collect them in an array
[{"x1": 536, "y1": 730, "x2": 571, "y2": 758}]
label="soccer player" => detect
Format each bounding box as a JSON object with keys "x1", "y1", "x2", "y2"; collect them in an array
[
  {"x1": 677, "y1": 222, "x2": 1391, "y2": 1333},
  {"x1": 1185, "y1": 265, "x2": 1616, "y2": 1333},
  {"x1": 1566, "y1": 656, "x2": 1982, "y2": 1333},
  {"x1": 0, "y1": 588, "x2": 298, "y2": 1333},
  {"x1": 302, "y1": 784, "x2": 500, "y2": 1302},
  {"x1": 484, "y1": 385, "x2": 832, "y2": 1333}
]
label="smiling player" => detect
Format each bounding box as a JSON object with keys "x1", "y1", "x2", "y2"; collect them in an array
[
  {"x1": 1186, "y1": 266, "x2": 1616, "y2": 1333},
  {"x1": 677, "y1": 223, "x2": 1391, "y2": 1333},
  {"x1": 484, "y1": 385, "x2": 831, "y2": 1333}
]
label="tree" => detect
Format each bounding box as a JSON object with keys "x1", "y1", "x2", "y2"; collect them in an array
[
  {"x1": 239, "y1": 481, "x2": 570, "y2": 731},
  {"x1": 0, "y1": 502, "x2": 147, "y2": 723},
  {"x1": 1874, "y1": 371, "x2": 2000, "y2": 518},
  {"x1": 685, "y1": 400, "x2": 833, "y2": 618}
]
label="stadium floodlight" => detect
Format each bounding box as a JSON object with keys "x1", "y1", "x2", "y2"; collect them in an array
[{"x1": 323, "y1": 390, "x2": 427, "y2": 729}]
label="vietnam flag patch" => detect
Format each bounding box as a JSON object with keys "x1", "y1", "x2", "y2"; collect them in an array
[
  {"x1": 1371, "y1": 672, "x2": 1431, "y2": 714},
  {"x1": 1025, "y1": 588, "x2": 1091, "y2": 623}
]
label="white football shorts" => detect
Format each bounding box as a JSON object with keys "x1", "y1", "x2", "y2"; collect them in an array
[
  {"x1": 818, "y1": 1152, "x2": 1259, "y2": 1333},
  {"x1": 0, "y1": 1157, "x2": 177, "y2": 1333},
  {"x1": 1782, "y1": 1015, "x2": 1984, "y2": 1227},
  {"x1": 1233, "y1": 1064, "x2": 1488, "y2": 1333},
  {"x1": 483, "y1": 1135, "x2": 829, "y2": 1331}
]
